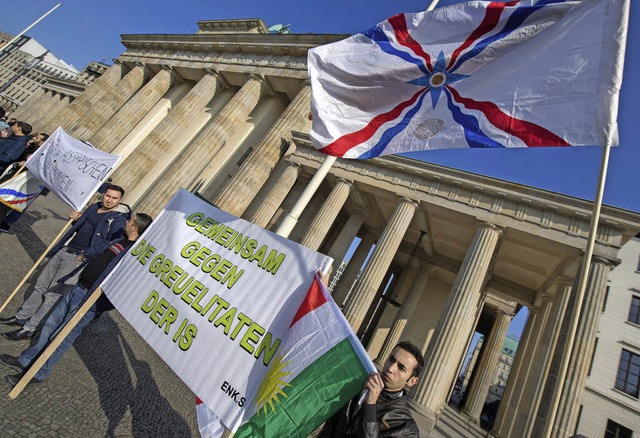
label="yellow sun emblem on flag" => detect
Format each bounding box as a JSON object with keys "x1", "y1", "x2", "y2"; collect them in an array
[{"x1": 254, "y1": 354, "x2": 292, "y2": 416}]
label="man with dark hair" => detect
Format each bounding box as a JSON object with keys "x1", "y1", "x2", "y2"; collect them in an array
[
  {"x1": 0, "y1": 121, "x2": 32, "y2": 174},
  {"x1": 319, "y1": 341, "x2": 424, "y2": 437},
  {"x1": 0, "y1": 184, "x2": 130, "y2": 340},
  {"x1": 1, "y1": 213, "x2": 153, "y2": 385}
]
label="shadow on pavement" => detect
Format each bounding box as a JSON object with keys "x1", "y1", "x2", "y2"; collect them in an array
[{"x1": 74, "y1": 314, "x2": 191, "y2": 437}]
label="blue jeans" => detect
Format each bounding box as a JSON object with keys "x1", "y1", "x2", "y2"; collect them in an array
[{"x1": 18, "y1": 284, "x2": 97, "y2": 381}]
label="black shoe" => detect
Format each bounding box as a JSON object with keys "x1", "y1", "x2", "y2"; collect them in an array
[
  {"x1": 0, "y1": 354, "x2": 23, "y2": 370},
  {"x1": 0, "y1": 328, "x2": 33, "y2": 341},
  {"x1": 0, "y1": 316, "x2": 24, "y2": 326},
  {"x1": 4, "y1": 372, "x2": 41, "y2": 386},
  {"x1": 0, "y1": 222, "x2": 9, "y2": 233}
]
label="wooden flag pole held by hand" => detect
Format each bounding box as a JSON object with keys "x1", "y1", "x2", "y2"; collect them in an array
[
  {"x1": 0, "y1": 219, "x2": 73, "y2": 314},
  {"x1": 9, "y1": 286, "x2": 103, "y2": 398}
]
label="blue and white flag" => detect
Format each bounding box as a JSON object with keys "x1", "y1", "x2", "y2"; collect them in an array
[
  {"x1": 308, "y1": 0, "x2": 629, "y2": 159},
  {"x1": 0, "y1": 171, "x2": 45, "y2": 213}
]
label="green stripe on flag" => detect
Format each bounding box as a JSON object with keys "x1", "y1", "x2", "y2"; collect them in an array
[{"x1": 236, "y1": 338, "x2": 369, "y2": 438}]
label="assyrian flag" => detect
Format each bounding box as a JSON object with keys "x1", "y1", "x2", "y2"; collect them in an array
[
  {"x1": 308, "y1": 0, "x2": 629, "y2": 159},
  {"x1": 197, "y1": 273, "x2": 376, "y2": 438},
  {"x1": 0, "y1": 171, "x2": 45, "y2": 212}
]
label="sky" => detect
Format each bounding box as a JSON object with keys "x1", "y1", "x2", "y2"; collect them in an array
[
  {"x1": 5, "y1": 0, "x2": 630, "y2": 346},
  {"x1": 4, "y1": 0, "x2": 638, "y2": 214}
]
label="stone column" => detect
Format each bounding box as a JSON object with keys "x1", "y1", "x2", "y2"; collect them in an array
[
  {"x1": 247, "y1": 162, "x2": 300, "y2": 228},
  {"x1": 26, "y1": 90, "x2": 60, "y2": 127},
  {"x1": 333, "y1": 232, "x2": 376, "y2": 307},
  {"x1": 108, "y1": 72, "x2": 221, "y2": 199},
  {"x1": 550, "y1": 258, "x2": 613, "y2": 438},
  {"x1": 89, "y1": 67, "x2": 175, "y2": 152},
  {"x1": 213, "y1": 84, "x2": 311, "y2": 216},
  {"x1": 376, "y1": 261, "x2": 432, "y2": 363},
  {"x1": 463, "y1": 311, "x2": 512, "y2": 419},
  {"x1": 517, "y1": 280, "x2": 572, "y2": 438},
  {"x1": 10, "y1": 87, "x2": 45, "y2": 120},
  {"x1": 413, "y1": 223, "x2": 502, "y2": 425},
  {"x1": 43, "y1": 62, "x2": 126, "y2": 133},
  {"x1": 327, "y1": 207, "x2": 367, "y2": 267},
  {"x1": 37, "y1": 95, "x2": 72, "y2": 133},
  {"x1": 69, "y1": 64, "x2": 147, "y2": 140},
  {"x1": 299, "y1": 178, "x2": 353, "y2": 250},
  {"x1": 342, "y1": 198, "x2": 418, "y2": 332},
  {"x1": 492, "y1": 303, "x2": 546, "y2": 437},
  {"x1": 136, "y1": 76, "x2": 266, "y2": 215}
]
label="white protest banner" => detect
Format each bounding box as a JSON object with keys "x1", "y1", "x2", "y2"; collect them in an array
[
  {"x1": 26, "y1": 127, "x2": 122, "y2": 210},
  {"x1": 100, "y1": 189, "x2": 333, "y2": 432}
]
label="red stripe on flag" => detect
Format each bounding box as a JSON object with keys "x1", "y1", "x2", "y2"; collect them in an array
[
  {"x1": 447, "y1": 1, "x2": 518, "y2": 70},
  {"x1": 388, "y1": 14, "x2": 433, "y2": 71},
  {"x1": 320, "y1": 88, "x2": 427, "y2": 157},
  {"x1": 446, "y1": 85, "x2": 570, "y2": 147},
  {"x1": 289, "y1": 277, "x2": 328, "y2": 328},
  {"x1": 196, "y1": 396, "x2": 203, "y2": 405}
]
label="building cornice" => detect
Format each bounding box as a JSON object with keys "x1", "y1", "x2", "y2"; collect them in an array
[
  {"x1": 120, "y1": 33, "x2": 348, "y2": 59},
  {"x1": 288, "y1": 132, "x2": 640, "y2": 253}
]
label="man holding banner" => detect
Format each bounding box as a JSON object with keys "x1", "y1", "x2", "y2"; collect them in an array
[
  {"x1": 1, "y1": 213, "x2": 152, "y2": 385},
  {"x1": 318, "y1": 341, "x2": 423, "y2": 438},
  {"x1": 0, "y1": 184, "x2": 130, "y2": 340}
]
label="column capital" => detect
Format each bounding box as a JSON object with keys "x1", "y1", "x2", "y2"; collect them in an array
[
  {"x1": 285, "y1": 161, "x2": 300, "y2": 171},
  {"x1": 160, "y1": 65, "x2": 184, "y2": 83},
  {"x1": 133, "y1": 62, "x2": 152, "y2": 80},
  {"x1": 335, "y1": 177, "x2": 354, "y2": 190},
  {"x1": 538, "y1": 292, "x2": 555, "y2": 304},
  {"x1": 204, "y1": 69, "x2": 229, "y2": 88},
  {"x1": 398, "y1": 196, "x2": 419, "y2": 208},
  {"x1": 476, "y1": 221, "x2": 503, "y2": 235},
  {"x1": 591, "y1": 255, "x2": 617, "y2": 270},
  {"x1": 351, "y1": 206, "x2": 369, "y2": 218},
  {"x1": 247, "y1": 73, "x2": 275, "y2": 96},
  {"x1": 416, "y1": 259, "x2": 435, "y2": 271}
]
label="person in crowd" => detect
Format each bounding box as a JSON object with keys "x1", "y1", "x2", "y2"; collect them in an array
[
  {"x1": 318, "y1": 341, "x2": 424, "y2": 437},
  {"x1": 0, "y1": 184, "x2": 130, "y2": 340},
  {"x1": 0, "y1": 133, "x2": 50, "y2": 232},
  {"x1": 0, "y1": 213, "x2": 152, "y2": 385},
  {"x1": 0, "y1": 121, "x2": 32, "y2": 174},
  {"x1": 0, "y1": 132, "x2": 49, "y2": 183}
]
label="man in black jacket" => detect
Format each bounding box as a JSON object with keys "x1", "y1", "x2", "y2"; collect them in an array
[{"x1": 319, "y1": 341, "x2": 424, "y2": 437}]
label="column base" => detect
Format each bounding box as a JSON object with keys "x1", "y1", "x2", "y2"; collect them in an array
[{"x1": 407, "y1": 399, "x2": 441, "y2": 434}]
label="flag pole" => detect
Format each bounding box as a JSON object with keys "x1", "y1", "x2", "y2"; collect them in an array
[
  {"x1": 276, "y1": 0, "x2": 442, "y2": 239},
  {"x1": 0, "y1": 219, "x2": 72, "y2": 314},
  {"x1": 8, "y1": 286, "x2": 102, "y2": 398},
  {"x1": 0, "y1": 3, "x2": 62, "y2": 54},
  {"x1": 275, "y1": 155, "x2": 337, "y2": 237},
  {"x1": 542, "y1": 142, "x2": 612, "y2": 437}
]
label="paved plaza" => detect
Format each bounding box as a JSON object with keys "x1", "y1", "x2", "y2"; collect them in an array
[{"x1": 0, "y1": 195, "x2": 197, "y2": 437}]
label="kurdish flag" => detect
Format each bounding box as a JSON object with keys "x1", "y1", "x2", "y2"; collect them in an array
[
  {"x1": 198, "y1": 273, "x2": 376, "y2": 438},
  {"x1": 0, "y1": 171, "x2": 45, "y2": 212},
  {"x1": 308, "y1": 0, "x2": 629, "y2": 159}
]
